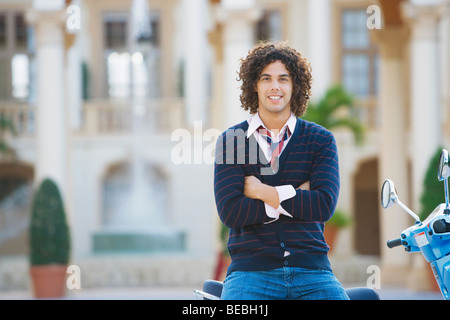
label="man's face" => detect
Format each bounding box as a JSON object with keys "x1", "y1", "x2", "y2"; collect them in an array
[{"x1": 255, "y1": 60, "x2": 293, "y2": 118}]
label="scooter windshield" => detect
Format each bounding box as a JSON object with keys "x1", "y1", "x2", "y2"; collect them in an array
[{"x1": 422, "y1": 203, "x2": 446, "y2": 225}]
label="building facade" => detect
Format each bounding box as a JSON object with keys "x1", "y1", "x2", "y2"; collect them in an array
[{"x1": 0, "y1": 0, "x2": 449, "y2": 292}]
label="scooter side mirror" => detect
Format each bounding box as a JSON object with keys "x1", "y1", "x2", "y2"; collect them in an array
[
  {"x1": 438, "y1": 149, "x2": 450, "y2": 211},
  {"x1": 438, "y1": 149, "x2": 450, "y2": 181},
  {"x1": 381, "y1": 179, "x2": 421, "y2": 222},
  {"x1": 381, "y1": 179, "x2": 397, "y2": 209}
]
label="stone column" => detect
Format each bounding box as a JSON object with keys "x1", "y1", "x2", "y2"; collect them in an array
[
  {"x1": 216, "y1": 1, "x2": 261, "y2": 130},
  {"x1": 372, "y1": 26, "x2": 411, "y2": 286},
  {"x1": 27, "y1": 6, "x2": 68, "y2": 200},
  {"x1": 403, "y1": 2, "x2": 442, "y2": 211},
  {"x1": 183, "y1": 0, "x2": 208, "y2": 128},
  {"x1": 402, "y1": 1, "x2": 444, "y2": 290},
  {"x1": 440, "y1": 3, "x2": 450, "y2": 140},
  {"x1": 307, "y1": 0, "x2": 331, "y2": 100},
  {"x1": 65, "y1": 0, "x2": 82, "y2": 131},
  {"x1": 66, "y1": 39, "x2": 82, "y2": 131}
]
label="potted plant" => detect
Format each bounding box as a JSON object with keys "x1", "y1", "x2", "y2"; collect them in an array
[
  {"x1": 419, "y1": 147, "x2": 445, "y2": 292},
  {"x1": 324, "y1": 209, "x2": 352, "y2": 252},
  {"x1": 29, "y1": 178, "x2": 71, "y2": 298}
]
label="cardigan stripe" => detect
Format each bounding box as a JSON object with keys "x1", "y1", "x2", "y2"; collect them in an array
[{"x1": 214, "y1": 118, "x2": 340, "y2": 275}]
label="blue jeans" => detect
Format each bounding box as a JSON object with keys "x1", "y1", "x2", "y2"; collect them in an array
[{"x1": 221, "y1": 267, "x2": 350, "y2": 300}]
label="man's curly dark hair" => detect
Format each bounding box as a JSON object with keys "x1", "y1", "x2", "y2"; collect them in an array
[{"x1": 237, "y1": 41, "x2": 313, "y2": 117}]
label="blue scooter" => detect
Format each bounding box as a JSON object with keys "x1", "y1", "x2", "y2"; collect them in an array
[{"x1": 381, "y1": 148, "x2": 450, "y2": 300}]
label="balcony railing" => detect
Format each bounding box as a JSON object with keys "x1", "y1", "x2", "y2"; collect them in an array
[
  {"x1": 0, "y1": 98, "x2": 184, "y2": 138},
  {"x1": 0, "y1": 102, "x2": 34, "y2": 137},
  {"x1": 355, "y1": 97, "x2": 379, "y2": 131},
  {"x1": 82, "y1": 98, "x2": 184, "y2": 135}
]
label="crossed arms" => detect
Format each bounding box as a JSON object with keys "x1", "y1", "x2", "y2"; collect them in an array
[
  {"x1": 214, "y1": 130, "x2": 339, "y2": 228},
  {"x1": 244, "y1": 176, "x2": 310, "y2": 208}
]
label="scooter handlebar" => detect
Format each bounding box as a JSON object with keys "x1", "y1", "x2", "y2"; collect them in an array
[{"x1": 387, "y1": 238, "x2": 403, "y2": 248}]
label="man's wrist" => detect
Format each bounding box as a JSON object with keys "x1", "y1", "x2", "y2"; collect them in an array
[{"x1": 258, "y1": 184, "x2": 279, "y2": 208}]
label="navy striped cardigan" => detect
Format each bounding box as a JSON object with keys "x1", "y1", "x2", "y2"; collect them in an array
[{"x1": 214, "y1": 117, "x2": 340, "y2": 276}]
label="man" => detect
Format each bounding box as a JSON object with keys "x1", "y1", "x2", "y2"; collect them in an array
[{"x1": 213, "y1": 41, "x2": 349, "y2": 300}]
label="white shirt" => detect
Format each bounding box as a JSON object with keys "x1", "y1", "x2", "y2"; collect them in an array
[{"x1": 247, "y1": 112, "x2": 297, "y2": 223}]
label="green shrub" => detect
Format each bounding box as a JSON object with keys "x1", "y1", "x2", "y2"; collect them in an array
[
  {"x1": 29, "y1": 178, "x2": 71, "y2": 265},
  {"x1": 327, "y1": 209, "x2": 352, "y2": 229},
  {"x1": 419, "y1": 147, "x2": 446, "y2": 221}
]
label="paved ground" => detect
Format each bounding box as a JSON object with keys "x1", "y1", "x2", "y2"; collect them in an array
[
  {"x1": 0, "y1": 285, "x2": 444, "y2": 300},
  {"x1": 375, "y1": 287, "x2": 443, "y2": 300}
]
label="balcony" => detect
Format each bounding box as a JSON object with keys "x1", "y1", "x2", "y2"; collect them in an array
[
  {"x1": 0, "y1": 98, "x2": 184, "y2": 139},
  {"x1": 82, "y1": 98, "x2": 184, "y2": 136},
  {"x1": 0, "y1": 102, "x2": 34, "y2": 138}
]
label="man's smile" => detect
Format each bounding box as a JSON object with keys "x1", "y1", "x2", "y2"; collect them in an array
[{"x1": 268, "y1": 95, "x2": 282, "y2": 101}]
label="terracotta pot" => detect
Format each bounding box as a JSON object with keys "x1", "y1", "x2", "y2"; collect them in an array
[{"x1": 29, "y1": 265, "x2": 67, "y2": 298}]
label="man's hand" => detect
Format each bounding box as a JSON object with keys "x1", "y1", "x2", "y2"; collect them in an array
[
  {"x1": 244, "y1": 175, "x2": 262, "y2": 199},
  {"x1": 244, "y1": 175, "x2": 280, "y2": 208},
  {"x1": 244, "y1": 177, "x2": 311, "y2": 209},
  {"x1": 297, "y1": 181, "x2": 310, "y2": 191}
]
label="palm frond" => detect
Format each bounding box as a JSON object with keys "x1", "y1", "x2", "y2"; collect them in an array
[
  {"x1": 303, "y1": 84, "x2": 365, "y2": 145},
  {"x1": 327, "y1": 117, "x2": 365, "y2": 145}
]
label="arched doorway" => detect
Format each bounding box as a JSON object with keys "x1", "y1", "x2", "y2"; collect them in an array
[{"x1": 353, "y1": 158, "x2": 380, "y2": 256}]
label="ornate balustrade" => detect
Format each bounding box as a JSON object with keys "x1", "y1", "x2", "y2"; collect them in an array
[
  {"x1": 0, "y1": 98, "x2": 185, "y2": 138},
  {"x1": 82, "y1": 98, "x2": 184, "y2": 135}
]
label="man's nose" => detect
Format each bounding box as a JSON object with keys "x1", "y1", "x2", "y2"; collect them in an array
[{"x1": 270, "y1": 80, "x2": 280, "y2": 90}]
